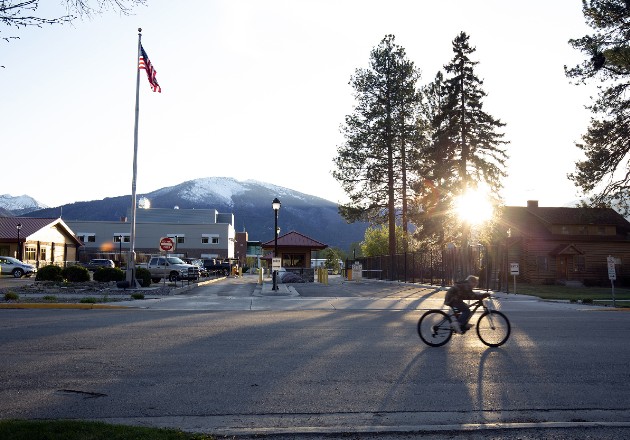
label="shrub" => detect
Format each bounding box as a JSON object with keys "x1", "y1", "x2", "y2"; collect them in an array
[
  {"x1": 80, "y1": 297, "x2": 98, "y2": 303},
  {"x1": 36, "y1": 265, "x2": 63, "y2": 282},
  {"x1": 62, "y1": 265, "x2": 90, "y2": 282},
  {"x1": 582, "y1": 298, "x2": 594, "y2": 304},
  {"x1": 4, "y1": 292, "x2": 19, "y2": 301},
  {"x1": 92, "y1": 267, "x2": 125, "y2": 283},
  {"x1": 42, "y1": 295, "x2": 57, "y2": 302},
  {"x1": 131, "y1": 293, "x2": 145, "y2": 300},
  {"x1": 135, "y1": 268, "x2": 152, "y2": 287}
]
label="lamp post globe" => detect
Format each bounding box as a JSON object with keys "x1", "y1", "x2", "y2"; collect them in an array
[{"x1": 272, "y1": 198, "x2": 281, "y2": 291}]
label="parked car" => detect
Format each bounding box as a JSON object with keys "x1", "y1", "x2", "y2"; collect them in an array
[
  {"x1": 82, "y1": 259, "x2": 115, "y2": 271},
  {"x1": 181, "y1": 258, "x2": 208, "y2": 277},
  {"x1": 0, "y1": 256, "x2": 37, "y2": 278}
]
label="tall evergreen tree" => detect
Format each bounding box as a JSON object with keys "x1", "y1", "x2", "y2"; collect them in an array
[
  {"x1": 412, "y1": 32, "x2": 508, "y2": 251},
  {"x1": 566, "y1": 0, "x2": 630, "y2": 215},
  {"x1": 333, "y1": 34, "x2": 420, "y2": 259}
]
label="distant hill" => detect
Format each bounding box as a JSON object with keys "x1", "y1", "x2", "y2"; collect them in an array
[{"x1": 15, "y1": 177, "x2": 368, "y2": 251}]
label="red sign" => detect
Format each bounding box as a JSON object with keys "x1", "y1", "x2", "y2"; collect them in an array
[{"x1": 159, "y1": 237, "x2": 175, "y2": 252}]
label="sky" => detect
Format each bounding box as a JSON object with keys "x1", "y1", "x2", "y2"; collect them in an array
[{"x1": 1, "y1": 0, "x2": 597, "y2": 209}]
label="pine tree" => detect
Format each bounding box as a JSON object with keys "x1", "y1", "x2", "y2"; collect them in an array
[
  {"x1": 410, "y1": 32, "x2": 508, "y2": 266},
  {"x1": 566, "y1": 0, "x2": 630, "y2": 214},
  {"x1": 333, "y1": 35, "x2": 420, "y2": 260}
]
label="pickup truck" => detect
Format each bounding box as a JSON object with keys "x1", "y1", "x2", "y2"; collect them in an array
[
  {"x1": 202, "y1": 258, "x2": 231, "y2": 276},
  {"x1": 146, "y1": 256, "x2": 200, "y2": 283}
]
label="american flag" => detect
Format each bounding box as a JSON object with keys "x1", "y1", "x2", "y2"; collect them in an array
[{"x1": 138, "y1": 44, "x2": 161, "y2": 93}]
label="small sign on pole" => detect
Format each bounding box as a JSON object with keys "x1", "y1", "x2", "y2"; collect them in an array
[
  {"x1": 272, "y1": 257, "x2": 281, "y2": 271},
  {"x1": 510, "y1": 262, "x2": 519, "y2": 294},
  {"x1": 607, "y1": 256, "x2": 617, "y2": 307},
  {"x1": 352, "y1": 262, "x2": 363, "y2": 281}
]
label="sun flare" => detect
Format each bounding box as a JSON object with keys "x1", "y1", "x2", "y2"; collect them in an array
[{"x1": 453, "y1": 188, "x2": 494, "y2": 225}]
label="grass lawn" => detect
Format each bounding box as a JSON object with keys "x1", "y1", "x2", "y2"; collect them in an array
[
  {"x1": 0, "y1": 420, "x2": 216, "y2": 440},
  {"x1": 500, "y1": 283, "x2": 630, "y2": 307}
]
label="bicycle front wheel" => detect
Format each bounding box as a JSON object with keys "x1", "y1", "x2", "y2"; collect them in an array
[
  {"x1": 476, "y1": 310, "x2": 511, "y2": 347},
  {"x1": 417, "y1": 310, "x2": 453, "y2": 347}
]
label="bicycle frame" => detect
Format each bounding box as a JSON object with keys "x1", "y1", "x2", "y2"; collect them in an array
[{"x1": 451, "y1": 297, "x2": 492, "y2": 323}]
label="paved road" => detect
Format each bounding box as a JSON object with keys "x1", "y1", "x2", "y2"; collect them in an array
[
  {"x1": 111, "y1": 274, "x2": 602, "y2": 313},
  {"x1": 0, "y1": 275, "x2": 628, "y2": 439}
]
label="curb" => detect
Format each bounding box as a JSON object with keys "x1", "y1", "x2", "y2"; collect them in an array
[{"x1": 0, "y1": 303, "x2": 129, "y2": 310}]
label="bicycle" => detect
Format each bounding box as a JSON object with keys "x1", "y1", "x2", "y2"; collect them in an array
[{"x1": 417, "y1": 296, "x2": 511, "y2": 347}]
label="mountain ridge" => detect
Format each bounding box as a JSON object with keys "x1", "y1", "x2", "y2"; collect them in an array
[{"x1": 2, "y1": 177, "x2": 366, "y2": 251}]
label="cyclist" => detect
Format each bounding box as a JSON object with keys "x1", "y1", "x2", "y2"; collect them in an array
[{"x1": 444, "y1": 275, "x2": 490, "y2": 334}]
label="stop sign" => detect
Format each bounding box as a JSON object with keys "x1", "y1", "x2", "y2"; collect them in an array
[{"x1": 159, "y1": 237, "x2": 175, "y2": 252}]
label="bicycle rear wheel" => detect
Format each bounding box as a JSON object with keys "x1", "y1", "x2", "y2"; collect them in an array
[
  {"x1": 417, "y1": 310, "x2": 453, "y2": 347},
  {"x1": 476, "y1": 310, "x2": 511, "y2": 347}
]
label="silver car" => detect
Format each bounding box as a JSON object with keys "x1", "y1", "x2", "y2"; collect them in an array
[{"x1": 0, "y1": 256, "x2": 37, "y2": 278}]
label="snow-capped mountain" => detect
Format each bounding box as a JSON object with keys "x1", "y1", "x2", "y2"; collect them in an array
[
  {"x1": 0, "y1": 194, "x2": 48, "y2": 216},
  {"x1": 17, "y1": 177, "x2": 368, "y2": 250}
]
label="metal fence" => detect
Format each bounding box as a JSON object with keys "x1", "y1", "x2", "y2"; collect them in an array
[{"x1": 347, "y1": 244, "x2": 509, "y2": 292}]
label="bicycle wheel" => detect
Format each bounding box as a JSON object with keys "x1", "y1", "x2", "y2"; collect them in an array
[
  {"x1": 417, "y1": 310, "x2": 453, "y2": 347},
  {"x1": 476, "y1": 310, "x2": 511, "y2": 347}
]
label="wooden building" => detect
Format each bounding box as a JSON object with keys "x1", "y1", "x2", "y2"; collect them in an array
[
  {"x1": 502, "y1": 200, "x2": 630, "y2": 285},
  {"x1": 262, "y1": 231, "x2": 328, "y2": 281}
]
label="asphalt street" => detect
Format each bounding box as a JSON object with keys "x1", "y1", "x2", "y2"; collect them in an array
[{"x1": 0, "y1": 274, "x2": 629, "y2": 439}]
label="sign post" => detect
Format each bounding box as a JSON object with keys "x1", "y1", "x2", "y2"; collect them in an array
[
  {"x1": 607, "y1": 256, "x2": 616, "y2": 307},
  {"x1": 510, "y1": 262, "x2": 519, "y2": 294}
]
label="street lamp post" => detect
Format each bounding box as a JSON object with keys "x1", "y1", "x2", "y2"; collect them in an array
[
  {"x1": 272, "y1": 197, "x2": 281, "y2": 291},
  {"x1": 16, "y1": 223, "x2": 22, "y2": 261},
  {"x1": 118, "y1": 235, "x2": 123, "y2": 268}
]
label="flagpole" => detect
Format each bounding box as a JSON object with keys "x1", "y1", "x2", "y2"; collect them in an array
[{"x1": 127, "y1": 27, "x2": 142, "y2": 287}]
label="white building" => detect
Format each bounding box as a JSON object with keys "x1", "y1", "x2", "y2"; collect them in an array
[{"x1": 66, "y1": 208, "x2": 235, "y2": 265}]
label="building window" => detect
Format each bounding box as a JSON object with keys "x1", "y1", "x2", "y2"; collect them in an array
[
  {"x1": 561, "y1": 226, "x2": 570, "y2": 235},
  {"x1": 167, "y1": 234, "x2": 185, "y2": 244},
  {"x1": 39, "y1": 248, "x2": 47, "y2": 261},
  {"x1": 113, "y1": 234, "x2": 131, "y2": 243},
  {"x1": 283, "y1": 254, "x2": 305, "y2": 268},
  {"x1": 536, "y1": 256, "x2": 548, "y2": 272},
  {"x1": 25, "y1": 246, "x2": 36, "y2": 261},
  {"x1": 202, "y1": 234, "x2": 219, "y2": 244},
  {"x1": 574, "y1": 255, "x2": 586, "y2": 272},
  {"x1": 77, "y1": 233, "x2": 96, "y2": 243}
]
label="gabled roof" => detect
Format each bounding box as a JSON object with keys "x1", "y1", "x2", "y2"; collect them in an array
[
  {"x1": 502, "y1": 205, "x2": 630, "y2": 235},
  {"x1": 0, "y1": 217, "x2": 82, "y2": 245},
  {"x1": 262, "y1": 230, "x2": 328, "y2": 250},
  {"x1": 549, "y1": 243, "x2": 585, "y2": 256}
]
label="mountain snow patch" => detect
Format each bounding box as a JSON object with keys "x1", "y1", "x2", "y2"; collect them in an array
[
  {"x1": 179, "y1": 177, "x2": 249, "y2": 206},
  {"x1": 0, "y1": 194, "x2": 48, "y2": 211}
]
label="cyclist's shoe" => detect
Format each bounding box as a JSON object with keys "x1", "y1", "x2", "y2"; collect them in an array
[
  {"x1": 461, "y1": 323, "x2": 473, "y2": 333},
  {"x1": 451, "y1": 320, "x2": 462, "y2": 334}
]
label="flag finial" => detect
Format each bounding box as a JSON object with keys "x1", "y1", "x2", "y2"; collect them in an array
[{"x1": 138, "y1": 27, "x2": 142, "y2": 33}]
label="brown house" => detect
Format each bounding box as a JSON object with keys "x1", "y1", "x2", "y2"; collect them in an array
[
  {"x1": 0, "y1": 217, "x2": 83, "y2": 267},
  {"x1": 502, "y1": 200, "x2": 630, "y2": 285},
  {"x1": 261, "y1": 230, "x2": 328, "y2": 269}
]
